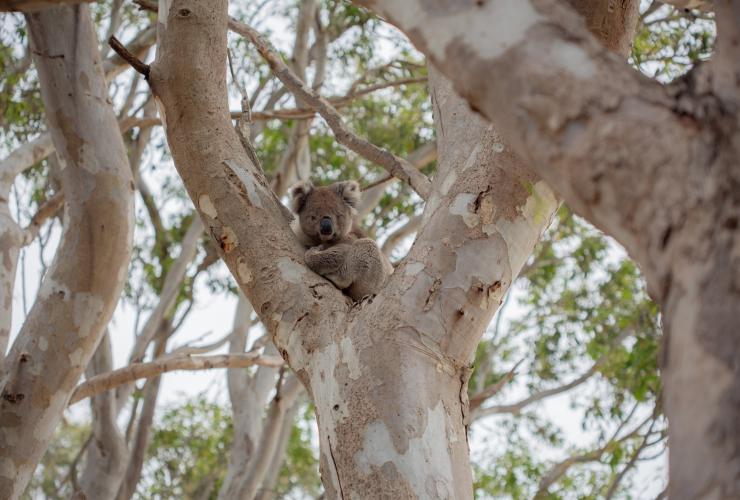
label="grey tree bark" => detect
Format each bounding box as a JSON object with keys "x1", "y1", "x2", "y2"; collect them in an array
[
  {"x1": 134, "y1": 0, "x2": 655, "y2": 495},
  {"x1": 145, "y1": 0, "x2": 567, "y2": 496},
  {"x1": 354, "y1": 0, "x2": 740, "y2": 497},
  {"x1": 79, "y1": 333, "x2": 128, "y2": 500},
  {"x1": 0, "y1": 5, "x2": 134, "y2": 499}
]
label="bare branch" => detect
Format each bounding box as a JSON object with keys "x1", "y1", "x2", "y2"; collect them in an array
[
  {"x1": 604, "y1": 418, "x2": 658, "y2": 499},
  {"x1": 0, "y1": 133, "x2": 55, "y2": 184},
  {"x1": 69, "y1": 353, "x2": 284, "y2": 405},
  {"x1": 108, "y1": 35, "x2": 150, "y2": 78},
  {"x1": 473, "y1": 329, "x2": 632, "y2": 419},
  {"x1": 380, "y1": 215, "x2": 422, "y2": 257},
  {"x1": 21, "y1": 191, "x2": 63, "y2": 245},
  {"x1": 357, "y1": 140, "x2": 436, "y2": 217},
  {"x1": 165, "y1": 330, "x2": 234, "y2": 358},
  {"x1": 535, "y1": 409, "x2": 654, "y2": 498},
  {"x1": 469, "y1": 358, "x2": 525, "y2": 411},
  {"x1": 127, "y1": 217, "x2": 204, "y2": 363},
  {"x1": 231, "y1": 19, "x2": 431, "y2": 198},
  {"x1": 102, "y1": 25, "x2": 155, "y2": 79}
]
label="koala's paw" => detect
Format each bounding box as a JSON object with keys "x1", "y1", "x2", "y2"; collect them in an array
[{"x1": 305, "y1": 244, "x2": 326, "y2": 257}]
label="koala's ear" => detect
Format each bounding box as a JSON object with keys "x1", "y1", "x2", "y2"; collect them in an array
[
  {"x1": 333, "y1": 181, "x2": 360, "y2": 210},
  {"x1": 289, "y1": 180, "x2": 314, "y2": 213}
]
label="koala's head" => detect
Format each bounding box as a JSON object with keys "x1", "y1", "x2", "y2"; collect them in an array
[{"x1": 290, "y1": 180, "x2": 360, "y2": 244}]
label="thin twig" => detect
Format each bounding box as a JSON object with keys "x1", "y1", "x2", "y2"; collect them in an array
[
  {"x1": 228, "y1": 48, "x2": 263, "y2": 170},
  {"x1": 469, "y1": 358, "x2": 525, "y2": 410},
  {"x1": 108, "y1": 35, "x2": 150, "y2": 78},
  {"x1": 233, "y1": 20, "x2": 431, "y2": 198}
]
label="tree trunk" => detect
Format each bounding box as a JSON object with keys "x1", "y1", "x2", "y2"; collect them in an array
[
  {"x1": 353, "y1": 0, "x2": 740, "y2": 497},
  {"x1": 0, "y1": 6, "x2": 133, "y2": 498},
  {"x1": 79, "y1": 333, "x2": 128, "y2": 499}
]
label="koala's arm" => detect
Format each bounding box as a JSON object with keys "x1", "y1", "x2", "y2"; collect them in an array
[
  {"x1": 304, "y1": 244, "x2": 354, "y2": 290},
  {"x1": 344, "y1": 238, "x2": 394, "y2": 301}
]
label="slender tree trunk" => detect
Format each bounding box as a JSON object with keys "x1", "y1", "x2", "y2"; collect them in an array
[
  {"x1": 255, "y1": 395, "x2": 303, "y2": 500},
  {"x1": 79, "y1": 333, "x2": 128, "y2": 499},
  {"x1": 116, "y1": 332, "x2": 167, "y2": 500},
  {"x1": 0, "y1": 6, "x2": 133, "y2": 498},
  {"x1": 235, "y1": 375, "x2": 303, "y2": 499}
]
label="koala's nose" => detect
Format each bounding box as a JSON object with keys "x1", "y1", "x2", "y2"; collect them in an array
[{"x1": 319, "y1": 217, "x2": 333, "y2": 235}]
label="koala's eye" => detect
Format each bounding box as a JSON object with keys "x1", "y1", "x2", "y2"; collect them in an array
[{"x1": 308, "y1": 215, "x2": 317, "y2": 222}]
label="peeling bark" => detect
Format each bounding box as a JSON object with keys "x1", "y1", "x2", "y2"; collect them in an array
[
  {"x1": 0, "y1": 6, "x2": 133, "y2": 498},
  {"x1": 145, "y1": 0, "x2": 676, "y2": 497},
  {"x1": 353, "y1": 0, "x2": 740, "y2": 496}
]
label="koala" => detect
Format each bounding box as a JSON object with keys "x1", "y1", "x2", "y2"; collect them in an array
[{"x1": 290, "y1": 179, "x2": 393, "y2": 301}]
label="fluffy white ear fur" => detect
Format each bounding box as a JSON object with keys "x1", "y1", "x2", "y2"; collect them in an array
[
  {"x1": 289, "y1": 180, "x2": 314, "y2": 213},
  {"x1": 333, "y1": 180, "x2": 360, "y2": 211}
]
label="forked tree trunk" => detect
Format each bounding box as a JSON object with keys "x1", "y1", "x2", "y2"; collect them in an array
[
  {"x1": 354, "y1": 0, "x2": 740, "y2": 497},
  {"x1": 0, "y1": 6, "x2": 134, "y2": 499},
  {"x1": 145, "y1": 0, "x2": 650, "y2": 496}
]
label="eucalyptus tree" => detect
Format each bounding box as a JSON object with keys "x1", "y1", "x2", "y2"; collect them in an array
[{"x1": 0, "y1": 0, "x2": 731, "y2": 499}]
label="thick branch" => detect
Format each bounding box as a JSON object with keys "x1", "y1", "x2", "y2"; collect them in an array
[
  {"x1": 0, "y1": 0, "x2": 93, "y2": 12},
  {"x1": 147, "y1": 0, "x2": 348, "y2": 368},
  {"x1": 69, "y1": 353, "x2": 284, "y2": 405},
  {"x1": 355, "y1": 0, "x2": 695, "y2": 302}
]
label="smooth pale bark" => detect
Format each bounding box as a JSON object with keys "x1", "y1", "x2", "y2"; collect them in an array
[
  {"x1": 354, "y1": 0, "x2": 740, "y2": 497},
  {"x1": 220, "y1": 4, "x2": 320, "y2": 493},
  {"x1": 220, "y1": 297, "x2": 267, "y2": 500},
  {"x1": 0, "y1": 135, "x2": 56, "y2": 363},
  {"x1": 0, "y1": 0, "x2": 94, "y2": 12},
  {"x1": 220, "y1": 303, "x2": 289, "y2": 500},
  {"x1": 79, "y1": 333, "x2": 128, "y2": 500},
  {"x1": 116, "y1": 341, "x2": 164, "y2": 500},
  {"x1": 0, "y1": 6, "x2": 134, "y2": 499},
  {"x1": 146, "y1": 0, "x2": 659, "y2": 496},
  {"x1": 0, "y1": 208, "x2": 21, "y2": 368},
  {"x1": 113, "y1": 215, "x2": 203, "y2": 412},
  {"x1": 234, "y1": 375, "x2": 303, "y2": 499},
  {"x1": 296, "y1": 66, "x2": 557, "y2": 497},
  {"x1": 0, "y1": 31, "x2": 154, "y2": 358},
  {"x1": 254, "y1": 395, "x2": 303, "y2": 500}
]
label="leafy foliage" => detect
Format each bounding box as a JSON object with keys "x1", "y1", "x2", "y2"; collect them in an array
[{"x1": 137, "y1": 397, "x2": 233, "y2": 499}]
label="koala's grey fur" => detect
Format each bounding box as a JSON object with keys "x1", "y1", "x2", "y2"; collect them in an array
[{"x1": 290, "y1": 179, "x2": 393, "y2": 301}]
